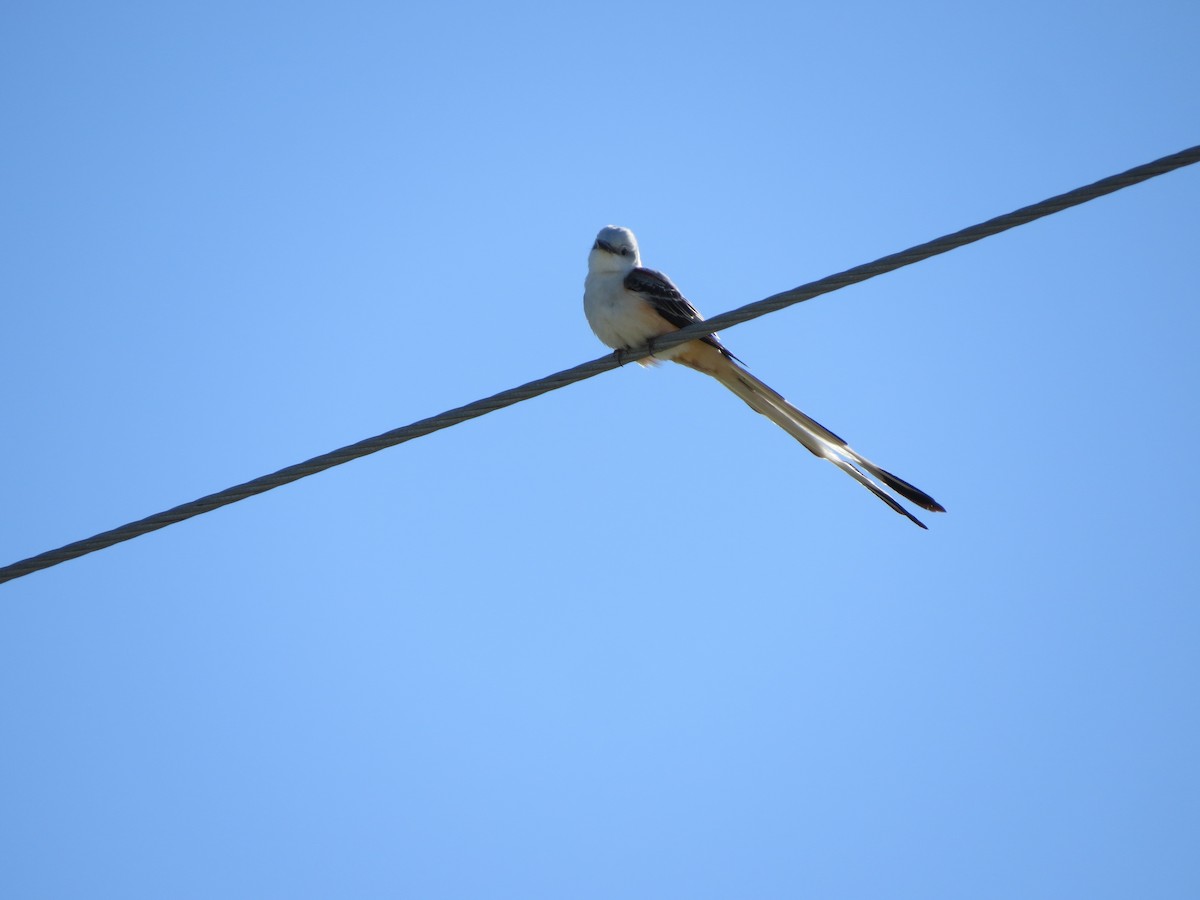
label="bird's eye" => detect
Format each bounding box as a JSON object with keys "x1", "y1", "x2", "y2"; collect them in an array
[{"x1": 619, "y1": 247, "x2": 630, "y2": 256}]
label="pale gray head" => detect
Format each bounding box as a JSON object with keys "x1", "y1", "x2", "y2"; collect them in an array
[{"x1": 589, "y1": 225, "x2": 641, "y2": 272}]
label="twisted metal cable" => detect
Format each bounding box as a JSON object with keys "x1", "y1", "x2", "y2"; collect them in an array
[{"x1": 3, "y1": 144, "x2": 1198, "y2": 585}]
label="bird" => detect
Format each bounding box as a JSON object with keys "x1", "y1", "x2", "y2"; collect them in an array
[{"x1": 583, "y1": 225, "x2": 945, "y2": 528}]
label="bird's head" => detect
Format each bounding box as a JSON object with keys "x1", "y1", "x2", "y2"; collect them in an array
[{"x1": 588, "y1": 225, "x2": 641, "y2": 273}]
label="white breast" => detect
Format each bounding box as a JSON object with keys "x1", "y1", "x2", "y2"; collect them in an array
[{"x1": 583, "y1": 272, "x2": 669, "y2": 351}]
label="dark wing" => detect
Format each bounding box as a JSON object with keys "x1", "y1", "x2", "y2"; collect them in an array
[{"x1": 623, "y1": 267, "x2": 739, "y2": 361}]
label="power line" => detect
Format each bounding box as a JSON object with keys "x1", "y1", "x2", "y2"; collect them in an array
[{"x1": 3, "y1": 145, "x2": 1198, "y2": 586}]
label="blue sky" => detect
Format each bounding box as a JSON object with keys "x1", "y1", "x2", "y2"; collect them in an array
[{"x1": 2, "y1": 1, "x2": 1198, "y2": 897}]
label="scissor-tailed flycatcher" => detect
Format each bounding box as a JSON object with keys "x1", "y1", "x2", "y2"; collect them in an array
[{"x1": 583, "y1": 225, "x2": 945, "y2": 528}]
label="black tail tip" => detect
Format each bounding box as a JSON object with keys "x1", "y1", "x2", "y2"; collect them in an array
[{"x1": 877, "y1": 469, "x2": 946, "y2": 514}]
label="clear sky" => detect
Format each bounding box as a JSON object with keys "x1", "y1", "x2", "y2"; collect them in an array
[{"x1": 2, "y1": 1, "x2": 1198, "y2": 897}]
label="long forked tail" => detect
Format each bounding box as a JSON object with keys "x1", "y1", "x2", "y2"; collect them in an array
[{"x1": 686, "y1": 352, "x2": 945, "y2": 528}]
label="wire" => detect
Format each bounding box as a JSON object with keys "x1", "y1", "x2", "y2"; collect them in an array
[{"x1": 3, "y1": 145, "x2": 1198, "y2": 586}]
